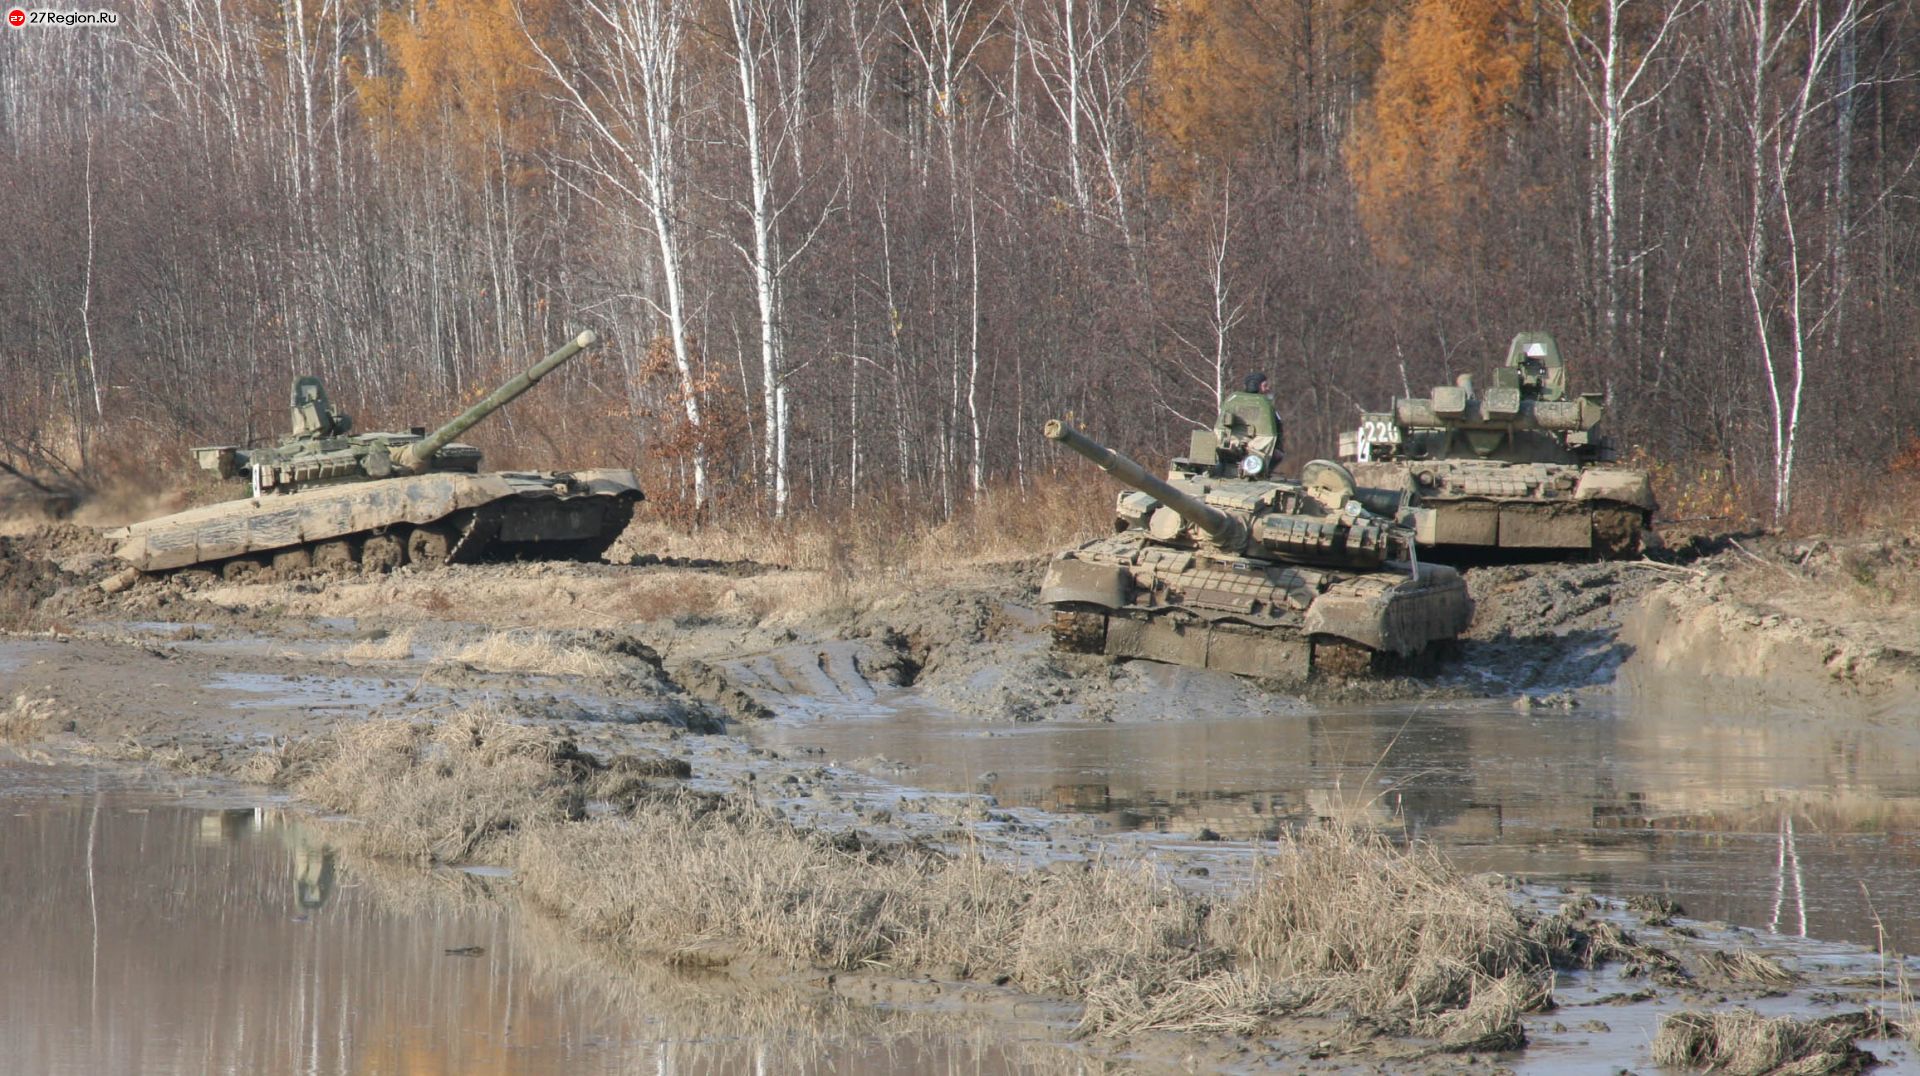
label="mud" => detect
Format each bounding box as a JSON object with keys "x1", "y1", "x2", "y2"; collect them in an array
[{"x1": 10, "y1": 519, "x2": 1920, "y2": 1070}]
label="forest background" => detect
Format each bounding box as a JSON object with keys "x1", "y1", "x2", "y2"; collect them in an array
[{"x1": 2, "y1": 0, "x2": 1917, "y2": 532}]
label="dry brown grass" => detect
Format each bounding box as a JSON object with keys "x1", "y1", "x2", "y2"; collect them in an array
[
  {"x1": 229, "y1": 738, "x2": 330, "y2": 786},
  {"x1": 287, "y1": 707, "x2": 1558, "y2": 1048},
  {"x1": 445, "y1": 630, "x2": 624, "y2": 677},
  {"x1": 296, "y1": 709, "x2": 589, "y2": 863},
  {"x1": 1694, "y1": 949, "x2": 1799, "y2": 989},
  {"x1": 1209, "y1": 827, "x2": 1548, "y2": 1043},
  {"x1": 305, "y1": 830, "x2": 1102, "y2": 1074},
  {"x1": 0, "y1": 694, "x2": 61, "y2": 742},
  {"x1": 617, "y1": 471, "x2": 1108, "y2": 573},
  {"x1": 519, "y1": 817, "x2": 1546, "y2": 1044},
  {"x1": 1652, "y1": 1009, "x2": 1873, "y2": 1075},
  {"x1": 339, "y1": 628, "x2": 416, "y2": 663}
]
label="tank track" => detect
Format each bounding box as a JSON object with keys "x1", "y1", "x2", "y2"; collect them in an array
[
  {"x1": 1046, "y1": 606, "x2": 1440, "y2": 680},
  {"x1": 180, "y1": 498, "x2": 635, "y2": 582}
]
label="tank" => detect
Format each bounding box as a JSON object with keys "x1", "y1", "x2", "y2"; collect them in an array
[
  {"x1": 110, "y1": 331, "x2": 644, "y2": 578},
  {"x1": 1038, "y1": 419, "x2": 1472, "y2": 681},
  {"x1": 1336, "y1": 332, "x2": 1656, "y2": 558}
]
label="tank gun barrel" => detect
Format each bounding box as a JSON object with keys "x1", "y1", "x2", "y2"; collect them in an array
[
  {"x1": 396, "y1": 330, "x2": 600, "y2": 472},
  {"x1": 1394, "y1": 394, "x2": 1602, "y2": 433},
  {"x1": 1044, "y1": 419, "x2": 1242, "y2": 544}
]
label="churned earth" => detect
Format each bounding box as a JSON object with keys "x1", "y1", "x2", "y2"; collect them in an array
[{"x1": 6, "y1": 516, "x2": 1920, "y2": 1072}]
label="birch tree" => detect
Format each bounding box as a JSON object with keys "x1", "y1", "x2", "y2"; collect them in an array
[
  {"x1": 1713, "y1": 0, "x2": 1875, "y2": 522},
  {"x1": 1552, "y1": 0, "x2": 1697, "y2": 367},
  {"x1": 1013, "y1": 0, "x2": 1130, "y2": 214},
  {"x1": 524, "y1": 0, "x2": 710, "y2": 507}
]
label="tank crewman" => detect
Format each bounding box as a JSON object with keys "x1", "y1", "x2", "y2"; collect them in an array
[{"x1": 1217, "y1": 371, "x2": 1285, "y2": 474}]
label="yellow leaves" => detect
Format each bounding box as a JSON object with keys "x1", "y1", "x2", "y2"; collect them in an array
[
  {"x1": 1144, "y1": 0, "x2": 1300, "y2": 188},
  {"x1": 356, "y1": 0, "x2": 560, "y2": 185},
  {"x1": 1622, "y1": 445, "x2": 1742, "y2": 523},
  {"x1": 1346, "y1": 0, "x2": 1528, "y2": 262}
]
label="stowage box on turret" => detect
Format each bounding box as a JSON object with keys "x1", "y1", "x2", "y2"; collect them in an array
[
  {"x1": 1038, "y1": 418, "x2": 1472, "y2": 681},
  {"x1": 111, "y1": 331, "x2": 644, "y2": 577},
  {"x1": 1337, "y1": 332, "x2": 1655, "y2": 558}
]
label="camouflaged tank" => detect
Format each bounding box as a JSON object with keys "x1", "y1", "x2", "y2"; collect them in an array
[
  {"x1": 1337, "y1": 332, "x2": 1655, "y2": 558},
  {"x1": 1039, "y1": 419, "x2": 1472, "y2": 680},
  {"x1": 111, "y1": 331, "x2": 643, "y2": 578}
]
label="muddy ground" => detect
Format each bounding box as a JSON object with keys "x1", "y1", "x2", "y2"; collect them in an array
[{"x1": 6, "y1": 519, "x2": 1920, "y2": 1070}]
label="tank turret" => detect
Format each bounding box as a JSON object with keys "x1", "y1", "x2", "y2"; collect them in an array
[
  {"x1": 114, "y1": 330, "x2": 643, "y2": 577},
  {"x1": 196, "y1": 331, "x2": 601, "y2": 496},
  {"x1": 1342, "y1": 331, "x2": 1609, "y2": 465},
  {"x1": 1038, "y1": 419, "x2": 1471, "y2": 682},
  {"x1": 1336, "y1": 331, "x2": 1656, "y2": 557},
  {"x1": 1043, "y1": 420, "x2": 1411, "y2": 568}
]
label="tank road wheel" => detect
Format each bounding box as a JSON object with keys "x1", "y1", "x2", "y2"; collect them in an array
[
  {"x1": 312, "y1": 540, "x2": 357, "y2": 573},
  {"x1": 1049, "y1": 610, "x2": 1108, "y2": 655},
  {"x1": 360, "y1": 532, "x2": 407, "y2": 574},
  {"x1": 406, "y1": 525, "x2": 454, "y2": 570},
  {"x1": 220, "y1": 555, "x2": 270, "y2": 582},
  {"x1": 271, "y1": 547, "x2": 313, "y2": 576},
  {"x1": 1311, "y1": 637, "x2": 1377, "y2": 679},
  {"x1": 445, "y1": 509, "x2": 496, "y2": 564},
  {"x1": 1591, "y1": 507, "x2": 1645, "y2": 560}
]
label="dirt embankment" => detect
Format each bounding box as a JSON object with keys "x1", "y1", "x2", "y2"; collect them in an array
[{"x1": 1619, "y1": 534, "x2": 1920, "y2": 715}]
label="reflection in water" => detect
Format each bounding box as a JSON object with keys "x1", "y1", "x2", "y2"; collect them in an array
[
  {"x1": 0, "y1": 779, "x2": 1073, "y2": 1075},
  {"x1": 753, "y1": 688, "x2": 1920, "y2": 953}
]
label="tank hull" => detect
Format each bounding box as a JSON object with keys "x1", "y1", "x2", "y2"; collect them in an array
[
  {"x1": 1038, "y1": 533, "x2": 1473, "y2": 680},
  {"x1": 111, "y1": 468, "x2": 641, "y2": 574},
  {"x1": 1350, "y1": 459, "x2": 1652, "y2": 558}
]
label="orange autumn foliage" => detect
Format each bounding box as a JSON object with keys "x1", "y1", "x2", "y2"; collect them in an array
[
  {"x1": 1145, "y1": 0, "x2": 1383, "y2": 190},
  {"x1": 356, "y1": 0, "x2": 563, "y2": 186},
  {"x1": 1346, "y1": 0, "x2": 1527, "y2": 261},
  {"x1": 1147, "y1": 0, "x2": 1295, "y2": 172}
]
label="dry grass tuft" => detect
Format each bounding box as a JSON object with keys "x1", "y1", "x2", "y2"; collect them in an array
[
  {"x1": 1213, "y1": 826, "x2": 1549, "y2": 1044},
  {"x1": 1695, "y1": 949, "x2": 1799, "y2": 989},
  {"x1": 297, "y1": 714, "x2": 1560, "y2": 1045},
  {"x1": 1079, "y1": 970, "x2": 1277, "y2": 1037},
  {"x1": 229, "y1": 738, "x2": 331, "y2": 786},
  {"x1": 1412, "y1": 970, "x2": 1547, "y2": 1051},
  {"x1": 511, "y1": 807, "x2": 1236, "y2": 1029},
  {"x1": 519, "y1": 815, "x2": 1557, "y2": 1043},
  {"x1": 0, "y1": 694, "x2": 62, "y2": 741},
  {"x1": 340, "y1": 628, "x2": 416, "y2": 663},
  {"x1": 1652, "y1": 1009, "x2": 1873, "y2": 1075},
  {"x1": 446, "y1": 630, "x2": 623, "y2": 677},
  {"x1": 297, "y1": 710, "x2": 587, "y2": 863}
]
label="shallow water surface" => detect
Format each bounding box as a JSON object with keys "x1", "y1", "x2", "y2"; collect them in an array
[
  {"x1": 0, "y1": 764, "x2": 1054, "y2": 1075},
  {"x1": 751, "y1": 684, "x2": 1920, "y2": 952}
]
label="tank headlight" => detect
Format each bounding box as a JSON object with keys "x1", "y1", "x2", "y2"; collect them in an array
[{"x1": 1239, "y1": 454, "x2": 1266, "y2": 477}]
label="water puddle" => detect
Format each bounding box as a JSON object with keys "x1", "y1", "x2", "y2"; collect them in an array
[
  {"x1": 750, "y1": 691, "x2": 1920, "y2": 953},
  {"x1": 0, "y1": 762, "x2": 1061, "y2": 1075}
]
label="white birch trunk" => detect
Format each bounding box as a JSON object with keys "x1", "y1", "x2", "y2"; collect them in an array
[
  {"x1": 966, "y1": 194, "x2": 982, "y2": 493},
  {"x1": 525, "y1": 0, "x2": 710, "y2": 507},
  {"x1": 730, "y1": 0, "x2": 789, "y2": 515}
]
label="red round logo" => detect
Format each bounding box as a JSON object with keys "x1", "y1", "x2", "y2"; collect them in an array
[{"x1": 6, "y1": 10, "x2": 25, "y2": 26}]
